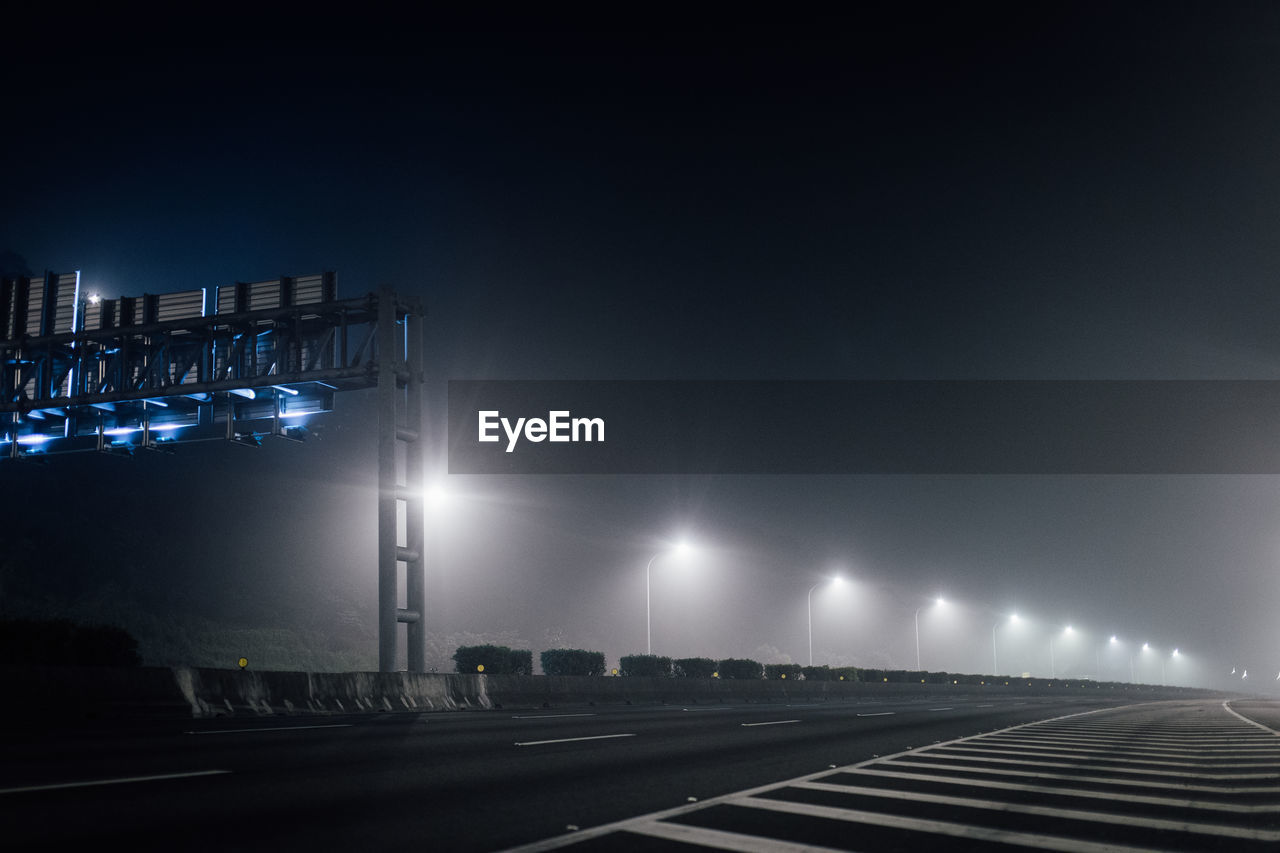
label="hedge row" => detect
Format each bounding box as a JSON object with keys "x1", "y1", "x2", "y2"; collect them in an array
[
  {"x1": 452, "y1": 647, "x2": 1104, "y2": 686},
  {"x1": 451, "y1": 644, "x2": 533, "y2": 675}
]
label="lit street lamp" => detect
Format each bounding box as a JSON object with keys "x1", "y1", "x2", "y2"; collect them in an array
[
  {"x1": 914, "y1": 597, "x2": 945, "y2": 671},
  {"x1": 1049, "y1": 625, "x2": 1074, "y2": 678},
  {"x1": 807, "y1": 576, "x2": 845, "y2": 667},
  {"x1": 646, "y1": 540, "x2": 692, "y2": 655},
  {"x1": 993, "y1": 613, "x2": 1019, "y2": 675}
]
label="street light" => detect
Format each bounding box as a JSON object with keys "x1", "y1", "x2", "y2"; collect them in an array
[
  {"x1": 993, "y1": 613, "x2": 1019, "y2": 675},
  {"x1": 646, "y1": 540, "x2": 692, "y2": 655},
  {"x1": 1049, "y1": 625, "x2": 1074, "y2": 678},
  {"x1": 914, "y1": 597, "x2": 945, "y2": 671},
  {"x1": 808, "y1": 576, "x2": 845, "y2": 667}
]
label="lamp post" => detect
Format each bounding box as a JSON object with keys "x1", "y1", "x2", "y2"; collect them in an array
[
  {"x1": 646, "y1": 541, "x2": 691, "y2": 655},
  {"x1": 807, "y1": 576, "x2": 844, "y2": 667},
  {"x1": 914, "y1": 597, "x2": 945, "y2": 672},
  {"x1": 993, "y1": 613, "x2": 1019, "y2": 675},
  {"x1": 1049, "y1": 626, "x2": 1073, "y2": 679}
]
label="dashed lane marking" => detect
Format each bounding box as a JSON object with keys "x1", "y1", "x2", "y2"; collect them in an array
[
  {"x1": 1, "y1": 770, "x2": 232, "y2": 795},
  {"x1": 514, "y1": 733, "x2": 636, "y2": 747}
]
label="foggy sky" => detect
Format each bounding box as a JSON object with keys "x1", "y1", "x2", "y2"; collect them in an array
[{"x1": 4, "y1": 6, "x2": 1280, "y2": 690}]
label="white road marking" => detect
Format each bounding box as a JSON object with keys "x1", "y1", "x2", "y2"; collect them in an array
[
  {"x1": 495, "y1": 702, "x2": 1134, "y2": 852},
  {"x1": 889, "y1": 758, "x2": 1280, "y2": 791},
  {"x1": 1223, "y1": 699, "x2": 1280, "y2": 736},
  {"x1": 511, "y1": 713, "x2": 597, "y2": 719},
  {"x1": 928, "y1": 707, "x2": 954, "y2": 711},
  {"x1": 514, "y1": 733, "x2": 635, "y2": 747},
  {"x1": 731, "y1": 795, "x2": 1165, "y2": 852},
  {"x1": 849, "y1": 766, "x2": 1280, "y2": 814},
  {"x1": 683, "y1": 707, "x2": 735, "y2": 712},
  {"x1": 186, "y1": 724, "x2": 352, "y2": 735},
  {"x1": 631, "y1": 819, "x2": 848, "y2": 851},
  {"x1": 856, "y1": 712, "x2": 895, "y2": 717},
  {"x1": 740, "y1": 720, "x2": 800, "y2": 727},
  {"x1": 1, "y1": 769, "x2": 231, "y2": 795},
  {"x1": 793, "y1": 780, "x2": 1280, "y2": 842}
]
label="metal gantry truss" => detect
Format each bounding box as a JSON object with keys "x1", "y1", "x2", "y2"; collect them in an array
[{"x1": 1, "y1": 272, "x2": 426, "y2": 672}]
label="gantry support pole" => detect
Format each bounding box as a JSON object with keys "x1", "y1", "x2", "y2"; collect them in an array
[
  {"x1": 403, "y1": 301, "x2": 426, "y2": 672},
  {"x1": 377, "y1": 287, "x2": 427, "y2": 672},
  {"x1": 377, "y1": 290, "x2": 399, "y2": 671}
]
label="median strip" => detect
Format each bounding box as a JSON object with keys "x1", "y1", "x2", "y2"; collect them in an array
[
  {"x1": 1, "y1": 770, "x2": 231, "y2": 795},
  {"x1": 741, "y1": 720, "x2": 800, "y2": 727},
  {"x1": 514, "y1": 733, "x2": 636, "y2": 747}
]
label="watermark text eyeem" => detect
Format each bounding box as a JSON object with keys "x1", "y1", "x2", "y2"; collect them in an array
[{"x1": 478, "y1": 410, "x2": 605, "y2": 452}]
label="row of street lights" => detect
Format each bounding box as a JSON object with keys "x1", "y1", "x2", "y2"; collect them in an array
[
  {"x1": 427, "y1": 486, "x2": 1196, "y2": 683},
  {"x1": 645, "y1": 542, "x2": 1185, "y2": 682}
]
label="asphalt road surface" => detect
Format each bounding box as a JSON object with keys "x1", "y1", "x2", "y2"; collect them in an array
[{"x1": 3, "y1": 693, "x2": 1273, "y2": 851}]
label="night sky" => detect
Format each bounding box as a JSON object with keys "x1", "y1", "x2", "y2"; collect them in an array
[{"x1": 4, "y1": 6, "x2": 1280, "y2": 689}]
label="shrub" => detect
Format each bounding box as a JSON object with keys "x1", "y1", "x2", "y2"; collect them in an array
[
  {"x1": 765, "y1": 663, "x2": 803, "y2": 680},
  {"x1": 540, "y1": 648, "x2": 606, "y2": 677},
  {"x1": 801, "y1": 665, "x2": 831, "y2": 681},
  {"x1": 673, "y1": 657, "x2": 717, "y2": 679},
  {"x1": 717, "y1": 658, "x2": 763, "y2": 679},
  {"x1": 619, "y1": 654, "x2": 672, "y2": 677},
  {"x1": 507, "y1": 649, "x2": 534, "y2": 675},
  {"x1": 453, "y1": 644, "x2": 528, "y2": 674}
]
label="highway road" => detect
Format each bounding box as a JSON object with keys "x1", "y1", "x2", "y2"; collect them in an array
[{"x1": 2, "y1": 693, "x2": 1274, "y2": 851}]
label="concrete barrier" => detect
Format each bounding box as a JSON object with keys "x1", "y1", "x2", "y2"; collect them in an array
[{"x1": 175, "y1": 668, "x2": 493, "y2": 717}]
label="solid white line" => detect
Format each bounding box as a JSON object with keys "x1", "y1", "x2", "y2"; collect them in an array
[
  {"x1": 911, "y1": 749, "x2": 1280, "y2": 778},
  {"x1": 793, "y1": 781, "x2": 1280, "y2": 842},
  {"x1": 731, "y1": 795, "x2": 1168, "y2": 852},
  {"x1": 929, "y1": 707, "x2": 954, "y2": 711},
  {"x1": 848, "y1": 766, "x2": 1280, "y2": 814},
  {"x1": 1, "y1": 769, "x2": 231, "y2": 795},
  {"x1": 630, "y1": 819, "x2": 848, "y2": 851},
  {"x1": 1223, "y1": 700, "x2": 1280, "y2": 736},
  {"x1": 511, "y1": 713, "x2": 597, "y2": 719},
  {"x1": 976, "y1": 703, "x2": 994, "y2": 707},
  {"x1": 514, "y1": 733, "x2": 635, "y2": 747},
  {"x1": 857, "y1": 712, "x2": 895, "y2": 717},
  {"x1": 186, "y1": 724, "x2": 352, "y2": 735},
  {"x1": 927, "y1": 745, "x2": 1280, "y2": 772},
  {"x1": 683, "y1": 707, "x2": 735, "y2": 712},
  {"x1": 741, "y1": 720, "x2": 800, "y2": 727},
  {"x1": 889, "y1": 758, "x2": 1280, "y2": 790}
]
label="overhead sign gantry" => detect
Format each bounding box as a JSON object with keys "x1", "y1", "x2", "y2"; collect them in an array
[{"x1": 1, "y1": 271, "x2": 426, "y2": 673}]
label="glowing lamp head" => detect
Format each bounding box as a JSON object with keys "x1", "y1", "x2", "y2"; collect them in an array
[
  {"x1": 1142, "y1": 643, "x2": 1150, "y2": 651},
  {"x1": 1110, "y1": 635, "x2": 1118, "y2": 644},
  {"x1": 87, "y1": 293, "x2": 101, "y2": 305}
]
